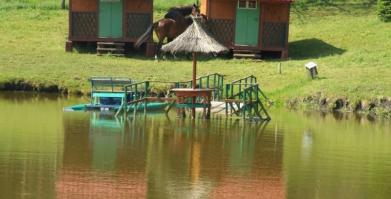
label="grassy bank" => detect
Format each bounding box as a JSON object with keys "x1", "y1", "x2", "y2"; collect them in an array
[
  {"x1": 0, "y1": 0, "x2": 194, "y2": 11},
  {"x1": 0, "y1": 2, "x2": 390, "y2": 107},
  {"x1": 0, "y1": 0, "x2": 66, "y2": 10}
]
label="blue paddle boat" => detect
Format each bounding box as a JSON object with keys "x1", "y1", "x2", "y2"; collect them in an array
[{"x1": 64, "y1": 77, "x2": 168, "y2": 113}]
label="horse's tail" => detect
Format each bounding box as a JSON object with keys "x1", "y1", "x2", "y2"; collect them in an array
[{"x1": 134, "y1": 22, "x2": 156, "y2": 49}]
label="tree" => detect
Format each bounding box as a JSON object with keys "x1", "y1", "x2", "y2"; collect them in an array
[
  {"x1": 61, "y1": 0, "x2": 66, "y2": 9},
  {"x1": 378, "y1": 0, "x2": 391, "y2": 22}
]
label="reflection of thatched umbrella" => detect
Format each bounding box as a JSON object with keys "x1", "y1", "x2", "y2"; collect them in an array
[{"x1": 161, "y1": 17, "x2": 228, "y2": 89}]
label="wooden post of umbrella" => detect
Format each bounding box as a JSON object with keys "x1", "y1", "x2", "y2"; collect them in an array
[{"x1": 192, "y1": 52, "x2": 197, "y2": 119}]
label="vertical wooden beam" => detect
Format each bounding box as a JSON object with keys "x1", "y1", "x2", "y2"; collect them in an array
[
  {"x1": 144, "y1": 81, "x2": 149, "y2": 115},
  {"x1": 282, "y1": 3, "x2": 291, "y2": 59},
  {"x1": 193, "y1": 52, "x2": 197, "y2": 89},
  {"x1": 149, "y1": 0, "x2": 154, "y2": 42},
  {"x1": 206, "y1": 75, "x2": 210, "y2": 88},
  {"x1": 97, "y1": 0, "x2": 100, "y2": 39},
  {"x1": 220, "y1": 75, "x2": 223, "y2": 100},
  {"x1": 205, "y1": 0, "x2": 211, "y2": 17},
  {"x1": 122, "y1": 0, "x2": 126, "y2": 39},
  {"x1": 243, "y1": 89, "x2": 247, "y2": 119},
  {"x1": 259, "y1": 2, "x2": 265, "y2": 50},
  {"x1": 69, "y1": 0, "x2": 72, "y2": 39},
  {"x1": 233, "y1": 0, "x2": 237, "y2": 47},
  {"x1": 192, "y1": 52, "x2": 197, "y2": 119},
  {"x1": 124, "y1": 86, "x2": 128, "y2": 113}
]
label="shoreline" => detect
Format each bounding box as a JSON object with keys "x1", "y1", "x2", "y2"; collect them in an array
[
  {"x1": 2, "y1": 81, "x2": 390, "y2": 119},
  {"x1": 287, "y1": 94, "x2": 391, "y2": 119},
  {"x1": 0, "y1": 80, "x2": 78, "y2": 95}
]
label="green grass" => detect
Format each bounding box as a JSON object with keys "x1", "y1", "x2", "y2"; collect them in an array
[
  {"x1": 0, "y1": 0, "x2": 66, "y2": 10},
  {"x1": 0, "y1": 2, "x2": 390, "y2": 104},
  {"x1": 0, "y1": 0, "x2": 195, "y2": 10}
]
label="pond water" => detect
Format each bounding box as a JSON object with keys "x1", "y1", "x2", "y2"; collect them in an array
[{"x1": 0, "y1": 92, "x2": 391, "y2": 199}]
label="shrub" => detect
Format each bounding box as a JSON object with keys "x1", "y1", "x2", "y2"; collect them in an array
[{"x1": 378, "y1": 0, "x2": 391, "y2": 22}]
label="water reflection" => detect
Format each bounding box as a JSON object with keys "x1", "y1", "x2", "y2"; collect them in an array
[
  {"x1": 1, "y1": 93, "x2": 391, "y2": 199},
  {"x1": 0, "y1": 92, "x2": 64, "y2": 199},
  {"x1": 58, "y1": 112, "x2": 284, "y2": 199},
  {"x1": 281, "y1": 110, "x2": 391, "y2": 199},
  {"x1": 58, "y1": 112, "x2": 147, "y2": 198}
]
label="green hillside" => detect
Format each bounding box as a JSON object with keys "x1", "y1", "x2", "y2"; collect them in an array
[{"x1": 0, "y1": 1, "x2": 390, "y2": 108}]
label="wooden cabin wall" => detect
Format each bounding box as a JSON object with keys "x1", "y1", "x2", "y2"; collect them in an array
[
  {"x1": 69, "y1": 0, "x2": 153, "y2": 42},
  {"x1": 71, "y1": 0, "x2": 97, "y2": 12},
  {"x1": 124, "y1": 0, "x2": 153, "y2": 40},
  {"x1": 125, "y1": 0, "x2": 152, "y2": 13},
  {"x1": 200, "y1": 0, "x2": 208, "y2": 15},
  {"x1": 209, "y1": 0, "x2": 236, "y2": 19},
  {"x1": 261, "y1": 4, "x2": 290, "y2": 50},
  {"x1": 263, "y1": 4, "x2": 289, "y2": 22},
  {"x1": 204, "y1": 0, "x2": 236, "y2": 47},
  {"x1": 70, "y1": 0, "x2": 98, "y2": 39}
]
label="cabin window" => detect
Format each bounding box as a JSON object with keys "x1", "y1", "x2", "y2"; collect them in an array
[
  {"x1": 238, "y1": 0, "x2": 247, "y2": 8},
  {"x1": 248, "y1": 0, "x2": 257, "y2": 8},
  {"x1": 237, "y1": 0, "x2": 257, "y2": 9}
]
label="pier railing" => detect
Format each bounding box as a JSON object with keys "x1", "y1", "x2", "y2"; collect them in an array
[
  {"x1": 225, "y1": 76, "x2": 271, "y2": 121},
  {"x1": 123, "y1": 81, "x2": 150, "y2": 103}
]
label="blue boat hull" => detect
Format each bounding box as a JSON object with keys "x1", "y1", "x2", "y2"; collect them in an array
[{"x1": 64, "y1": 102, "x2": 168, "y2": 112}]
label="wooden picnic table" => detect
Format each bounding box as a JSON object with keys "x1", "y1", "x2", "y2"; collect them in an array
[{"x1": 171, "y1": 88, "x2": 214, "y2": 119}]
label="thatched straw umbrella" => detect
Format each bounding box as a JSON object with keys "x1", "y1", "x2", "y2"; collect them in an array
[
  {"x1": 161, "y1": 16, "x2": 228, "y2": 118},
  {"x1": 161, "y1": 16, "x2": 228, "y2": 89}
]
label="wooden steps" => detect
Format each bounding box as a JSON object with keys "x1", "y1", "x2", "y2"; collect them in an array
[
  {"x1": 97, "y1": 42, "x2": 125, "y2": 56},
  {"x1": 233, "y1": 49, "x2": 261, "y2": 59}
]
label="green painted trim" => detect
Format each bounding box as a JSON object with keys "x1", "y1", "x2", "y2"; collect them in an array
[
  {"x1": 235, "y1": 0, "x2": 260, "y2": 46},
  {"x1": 93, "y1": 92, "x2": 125, "y2": 98},
  {"x1": 99, "y1": 0, "x2": 123, "y2": 38}
]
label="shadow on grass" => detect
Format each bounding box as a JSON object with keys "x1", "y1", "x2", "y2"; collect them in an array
[
  {"x1": 72, "y1": 42, "x2": 229, "y2": 61},
  {"x1": 73, "y1": 42, "x2": 97, "y2": 54},
  {"x1": 126, "y1": 50, "x2": 232, "y2": 62},
  {"x1": 289, "y1": 38, "x2": 345, "y2": 60}
]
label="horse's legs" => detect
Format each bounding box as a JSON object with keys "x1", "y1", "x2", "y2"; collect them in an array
[
  {"x1": 155, "y1": 41, "x2": 162, "y2": 61},
  {"x1": 158, "y1": 40, "x2": 167, "y2": 60},
  {"x1": 154, "y1": 35, "x2": 165, "y2": 61},
  {"x1": 154, "y1": 25, "x2": 163, "y2": 61}
]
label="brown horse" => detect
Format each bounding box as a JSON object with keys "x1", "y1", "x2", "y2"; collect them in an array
[
  {"x1": 165, "y1": 4, "x2": 200, "y2": 21},
  {"x1": 134, "y1": 4, "x2": 201, "y2": 59}
]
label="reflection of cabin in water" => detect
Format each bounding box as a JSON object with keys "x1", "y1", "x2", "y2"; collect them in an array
[
  {"x1": 66, "y1": 0, "x2": 154, "y2": 56},
  {"x1": 200, "y1": 0, "x2": 292, "y2": 58}
]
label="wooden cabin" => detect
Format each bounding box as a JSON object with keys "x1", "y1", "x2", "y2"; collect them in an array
[
  {"x1": 200, "y1": 0, "x2": 292, "y2": 58},
  {"x1": 66, "y1": 0, "x2": 154, "y2": 56}
]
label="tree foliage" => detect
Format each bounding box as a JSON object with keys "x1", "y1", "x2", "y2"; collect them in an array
[
  {"x1": 61, "y1": 0, "x2": 66, "y2": 9},
  {"x1": 378, "y1": 0, "x2": 391, "y2": 21}
]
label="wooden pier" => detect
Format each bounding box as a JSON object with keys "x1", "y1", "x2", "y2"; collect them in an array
[{"x1": 116, "y1": 74, "x2": 271, "y2": 121}]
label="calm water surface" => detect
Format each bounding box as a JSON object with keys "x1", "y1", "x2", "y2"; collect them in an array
[{"x1": 0, "y1": 92, "x2": 391, "y2": 199}]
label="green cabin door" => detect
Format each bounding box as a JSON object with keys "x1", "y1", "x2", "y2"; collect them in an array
[
  {"x1": 99, "y1": 0, "x2": 123, "y2": 38},
  {"x1": 235, "y1": 0, "x2": 260, "y2": 46}
]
